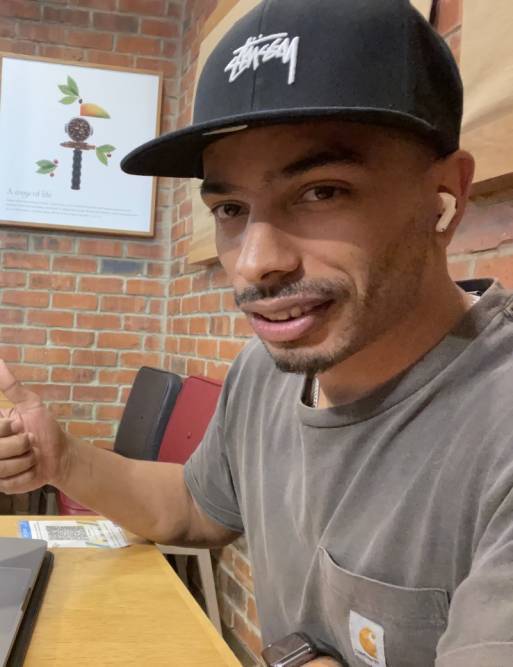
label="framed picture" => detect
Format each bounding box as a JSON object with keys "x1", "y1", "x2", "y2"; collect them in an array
[{"x1": 0, "y1": 54, "x2": 162, "y2": 237}]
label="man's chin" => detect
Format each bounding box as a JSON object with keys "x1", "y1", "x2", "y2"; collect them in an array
[{"x1": 259, "y1": 338, "x2": 348, "y2": 376}]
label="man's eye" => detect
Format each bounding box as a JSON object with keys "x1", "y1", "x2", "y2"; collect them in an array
[
  {"x1": 212, "y1": 203, "x2": 243, "y2": 220},
  {"x1": 301, "y1": 186, "x2": 347, "y2": 202}
]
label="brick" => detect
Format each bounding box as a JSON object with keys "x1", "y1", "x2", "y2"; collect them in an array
[
  {"x1": 144, "y1": 335, "x2": 160, "y2": 351},
  {"x1": 98, "y1": 369, "x2": 137, "y2": 384},
  {"x1": 126, "y1": 279, "x2": 165, "y2": 296},
  {"x1": 147, "y1": 262, "x2": 165, "y2": 277},
  {"x1": 171, "y1": 317, "x2": 189, "y2": 334},
  {"x1": 222, "y1": 292, "x2": 237, "y2": 311},
  {"x1": 219, "y1": 340, "x2": 245, "y2": 360},
  {"x1": 0, "y1": 328, "x2": 46, "y2": 345},
  {"x1": 165, "y1": 337, "x2": 177, "y2": 353},
  {"x1": 0, "y1": 18, "x2": 15, "y2": 37},
  {"x1": 92, "y1": 439, "x2": 114, "y2": 449},
  {"x1": 78, "y1": 239, "x2": 123, "y2": 257},
  {"x1": 234, "y1": 316, "x2": 254, "y2": 338},
  {"x1": 77, "y1": 314, "x2": 121, "y2": 330},
  {"x1": 211, "y1": 268, "x2": 230, "y2": 289},
  {"x1": 475, "y1": 255, "x2": 513, "y2": 289},
  {"x1": 189, "y1": 317, "x2": 208, "y2": 335},
  {"x1": 233, "y1": 610, "x2": 262, "y2": 658},
  {"x1": 101, "y1": 295, "x2": 146, "y2": 313},
  {"x1": 123, "y1": 315, "x2": 161, "y2": 332},
  {"x1": 0, "y1": 309, "x2": 23, "y2": 324},
  {"x1": 173, "y1": 276, "x2": 191, "y2": 296},
  {"x1": 67, "y1": 29, "x2": 113, "y2": 50},
  {"x1": 196, "y1": 338, "x2": 217, "y2": 358},
  {"x1": 0, "y1": 233, "x2": 28, "y2": 250},
  {"x1": 71, "y1": 0, "x2": 116, "y2": 9},
  {"x1": 68, "y1": 422, "x2": 114, "y2": 437},
  {"x1": 51, "y1": 368, "x2": 95, "y2": 384},
  {"x1": 2, "y1": 290, "x2": 49, "y2": 308},
  {"x1": 120, "y1": 352, "x2": 161, "y2": 368},
  {"x1": 186, "y1": 358, "x2": 205, "y2": 376},
  {"x1": 0, "y1": 0, "x2": 41, "y2": 20},
  {"x1": 53, "y1": 293, "x2": 98, "y2": 310},
  {"x1": 233, "y1": 553, "x2": 254, "y2": 593},
  {"x1": 50, "y1": 330, "x2": 94, "y2": 347},
  {"x1": 33, "y1": 236, "x2": 73, "y2": 253},
  {"x1": 192, "y1": 272, "x2": 209, "y2": 292},
  {"x1": 0, "y1": 346, "x2": 21, "y2": 362},
  {"x1": 53, "y1": 256, "x2": 97, "y2": 273},
  {"x1": 73, "y1": 386, "x2": 118, "y2": 402},
  {"x1": 136, "y1": 56, "x2": 178, "y2": 78},
  {"x1": 170, "y1": 356, "x2": 186, "y2": 375},
  {"x1": 72, "y1": 350, "x2": 117, "y2": 366},
  {"x1": 101, "y1": 259, "x2": 144, "y2": 275},
  {"x1": 39, "y1": 45, "x2": 84, "y2": 61},
  {"x1": 117, "y1": 34, "x2": 161, "y2": 56},
  {"x1": 179, "y1": 337, "x2": 196, "y2": 355},
  {"x1": 43, "y1": 6, "x2": 89, "y2": 25},
  {"x1": 0, "y1": 38, "x2": 35, "y2": 55},
  {"x1": 27, "y1": 310, "x2": 74, "y2": 328},
  {"x1": 0, "y1": 272, "x2": 26, "y2": 287},
  {"x1": 200, "y1": 293, "x2": 221, "y2": 312},
  {"x1": 93, "y1": 12, "x2": 139, "y2": 32},
  {"x1": 4, "y1": 252, "x2": 49, "y2": 270},
  {"x1": 206, "y1": 361, "x2": 229, "y2": 381},
  {"x1": 18, "y1": 23, "x2": 66, "y2": 43},
  {"x1": 181, "y1": 296, "x2": 199, "y2": 313},
  {"x1": 79, "y1": 276, "x2": 124, "y2": 293},
  {"x1": 97, "y1": 332, "x2": 141, "y2": 349},
  {"x1": 96, "y1": 405, "x2": 124, "y2": 420},
  {"x1": 87, "y1": 50, "x2": 134, "y2": 68},
  {"x1": 25, "y1": 348, "x2": 70, "y2": 365},
  {"x1": 26, "y1": 384, "x2": 70, "y2": 401},
  {"x1": 149, "y1": 299, "x2": 163, "y2": 315},
  {"x1": 29, "y1": 274, "x2": 76, "y2": 291},
  {"x1": 118, "y1": 0, "x2": 165, "y2": 15},
  {"x1": 246, "y1": 596, "x2": 260, "y2": 632},
  {"x1": 125, "y1": 242, "x2": 165, "y2": 259},
  {"x1": 210, "y1": 316, "x2": 231, "y2": 336},
  {"x1": 141, "y1": 18, "x2": 179, "y2": 38}
]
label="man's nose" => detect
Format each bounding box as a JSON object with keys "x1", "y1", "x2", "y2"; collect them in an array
[{"x1": 234, "y1": 217, "x2": 301, "y2": 284}]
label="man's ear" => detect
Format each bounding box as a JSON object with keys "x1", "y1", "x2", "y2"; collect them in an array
[{"x1": 434, "y1": 150, "x2": 475, "y2": 243}]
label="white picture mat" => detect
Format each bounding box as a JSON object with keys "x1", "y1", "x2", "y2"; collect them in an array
[{"x1": 0, "y1": 56, "x2": 161, "y2": 236}]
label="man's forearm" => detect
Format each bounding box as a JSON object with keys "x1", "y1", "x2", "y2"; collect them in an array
[{"x1": 58, "y1": 437, "x2": 191, "y2": 544}]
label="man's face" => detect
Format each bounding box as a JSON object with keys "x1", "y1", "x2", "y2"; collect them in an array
[{"x1": 201, "y1": 121, "x2": 439, "y2": 376}]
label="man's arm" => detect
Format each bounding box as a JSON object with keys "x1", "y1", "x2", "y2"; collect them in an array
[{"x1": 0, "y1": 361, "x2": 239, "y2": 547}]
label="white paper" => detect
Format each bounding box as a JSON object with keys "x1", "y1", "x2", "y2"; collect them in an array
[
  {"x1": 19, "y1": 519, "x2": 128, "y2": 549},
  {"x1": 0, "y1": 57, "x2": 160, "y2": 234}
]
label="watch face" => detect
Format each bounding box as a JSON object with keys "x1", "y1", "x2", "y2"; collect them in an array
[{"x1": 262, "y1": 632, "x2": 317, "y2": 667}]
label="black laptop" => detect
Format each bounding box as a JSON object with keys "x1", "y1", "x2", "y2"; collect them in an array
[{"x1": 0, "y1": 537, "x2": 53, "y2": 667}]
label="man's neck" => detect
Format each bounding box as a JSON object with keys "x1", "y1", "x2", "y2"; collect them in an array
[{"x1": 316, "y1": 276, "x2": 476, "y2": 409}]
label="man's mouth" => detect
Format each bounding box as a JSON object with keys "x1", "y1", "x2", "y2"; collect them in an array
[{"x1": 247, "y1": 300, "x2": 334, "y2": 343}]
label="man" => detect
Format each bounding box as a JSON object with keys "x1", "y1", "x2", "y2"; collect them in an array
[{"x1": 1, "y1": 0, "x2": 512, "y2": 665}]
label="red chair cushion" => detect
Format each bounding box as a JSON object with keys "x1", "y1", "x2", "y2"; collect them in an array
[{"x1": 158, "y1": 376, "x2": 222, "y2": 465}]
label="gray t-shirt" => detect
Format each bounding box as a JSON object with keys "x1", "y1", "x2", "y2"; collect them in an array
[{"x1": 184, "y1": 278, "x2": 513, "y2": 667}]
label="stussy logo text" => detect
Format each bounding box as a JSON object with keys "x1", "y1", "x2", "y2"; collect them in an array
[{"x1": 225, "y1": 33, "x2": 300, "y2": 85}]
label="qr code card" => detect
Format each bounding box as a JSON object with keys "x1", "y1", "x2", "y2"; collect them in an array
[{"x1": 19, "y1": 519, "x2": 128, "y2": 548}]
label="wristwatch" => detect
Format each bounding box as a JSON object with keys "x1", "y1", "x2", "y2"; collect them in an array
[{"x1": 261, "y1": 632, "x2": 319, "y2": 666}]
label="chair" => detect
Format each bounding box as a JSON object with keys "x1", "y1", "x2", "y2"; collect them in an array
[
  {"x1": 155, "y1": 375, "x2": 223, "y2": 634},
  {"x1": 57, "y1": 366, "x2": 182, "y2": 514}
]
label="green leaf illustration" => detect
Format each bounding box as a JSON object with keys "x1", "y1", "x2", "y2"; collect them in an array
[
  {"x1": 36, "y1": 164, "x2": 56, "y2": 175},
  {"x1": 36, "y1": 160, "x2": 55, "y2": 169},
  {"x1": 67, "y1": 76, "x2": 79, "y2": 96},
  {"x1": 96, "y1": 145, "x2": 116, "y2": 154},
  {"x1": 96, "y1": 149, "x2": 108, "y2": 166},
  {"x1": 58, "y1": 84, "x2": 74, "y2": 95},
  {"x1": 60, "y1": 96, "x2": 77, "y2": 105}
]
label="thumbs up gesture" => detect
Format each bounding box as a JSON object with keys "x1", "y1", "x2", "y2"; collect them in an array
[{"x1": 0, "y1": 360, "x2": 70, "y2": 494}]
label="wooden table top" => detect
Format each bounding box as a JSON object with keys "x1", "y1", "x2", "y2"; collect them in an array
[{"x1": 1, "y1": 515, "x2": 240, "y2": 666}]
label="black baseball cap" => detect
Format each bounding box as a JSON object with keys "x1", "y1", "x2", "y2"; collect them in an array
[{"x1": 121, "y1": 0, "x2": 463, "y2": 179}]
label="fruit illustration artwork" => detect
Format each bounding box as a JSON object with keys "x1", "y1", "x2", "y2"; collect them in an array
[
  {"x1": 35, "y1": 75, "x2": 116, "y2": 191},
  {"x1": 359, "y1": 627, "x2": 378, "y2": 659}
]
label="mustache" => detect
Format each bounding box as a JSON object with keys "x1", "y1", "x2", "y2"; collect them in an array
[{"x1": 234, "y1": 278, "x2": 350, "y2": 307}]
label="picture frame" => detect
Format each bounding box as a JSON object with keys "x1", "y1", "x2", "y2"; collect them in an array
[{"x1": 0, "y1": 53, "x2": 162, "y2": 237}]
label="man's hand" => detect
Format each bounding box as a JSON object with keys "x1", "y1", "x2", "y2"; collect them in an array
[{"x1": 0, "y1": 360, "x2": 69, "y2": 494}]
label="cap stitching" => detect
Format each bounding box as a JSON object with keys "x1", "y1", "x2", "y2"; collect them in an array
[{"x1": 249, "y1": 0, "x2": 271, "y2": 112}]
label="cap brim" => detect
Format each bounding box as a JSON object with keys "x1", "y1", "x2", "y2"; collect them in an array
[{"x1": 120, "y1": 107, "x2": 452, "y2": 179}]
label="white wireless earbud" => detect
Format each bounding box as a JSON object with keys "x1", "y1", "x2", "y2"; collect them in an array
[{"x1": 436, "y1": 193, "x2": 457, "y2": 233}]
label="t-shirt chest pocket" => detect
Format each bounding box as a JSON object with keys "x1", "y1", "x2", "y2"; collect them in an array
[{"x1": 319, "y1": 548, "x2": 449, "y2": 667}]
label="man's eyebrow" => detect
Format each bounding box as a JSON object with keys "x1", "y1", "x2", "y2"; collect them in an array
[
  {"x1": 280, "y1": 148, "x2": 366, "y2": 178},
  {"x1": 200, "y1": 180, "x2": 236, "y2": 197}
]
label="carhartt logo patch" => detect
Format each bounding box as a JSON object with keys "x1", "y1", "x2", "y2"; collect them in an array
[
  {"x1": 349, "y1": 610, "x2": 386, "y2": 667},
  {"x1": 224, "y1": 33, "x2": 300, "y2": 85}
]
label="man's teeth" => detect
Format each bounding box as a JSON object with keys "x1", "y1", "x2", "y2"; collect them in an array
[{"x1": 264, "y1": 304, "x2": 315, "y2": 321}]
